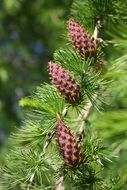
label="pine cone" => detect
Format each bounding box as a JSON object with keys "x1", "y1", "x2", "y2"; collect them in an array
[
  {"x1": 56, "y1": 120, "x2": 82, "y2": 167},
  {"x1": 67, "y1": 19, "x2": 97, "y2": 58},
  {"x1": 48, "y1": 61, "x2": 82, "y2": 104}
]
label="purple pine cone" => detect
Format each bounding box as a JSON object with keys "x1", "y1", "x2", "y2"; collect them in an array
[
  {"x1": 68, "y1": 19, "x2": 98, "y2": 59},
  {"x1": 48, "y1": 61, "x2": 82, "y2": 104},
  {"x1": 56, "y1": 120, "x2": 82, "y2": 167}
]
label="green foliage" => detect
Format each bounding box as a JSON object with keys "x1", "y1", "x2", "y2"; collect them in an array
[
  {"x1": 1, "y1": 149, "x2": 56, "y2": 189},
  {"x1": 20, "y1": 84, "x2": 66, "y2": 117}
]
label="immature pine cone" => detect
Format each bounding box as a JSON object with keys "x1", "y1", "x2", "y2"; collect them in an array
[
  {"x1": 68, "y1": 19, "x2": 97, "y2": 58},
  {"x1": 56, "y1": 120, "x2": 82, "y2": 167},
  {"x1": 48, "y1": 61, "x2": 82, "y2": 104}
]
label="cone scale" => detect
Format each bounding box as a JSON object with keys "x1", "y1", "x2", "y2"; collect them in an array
[
  {"x1": 48, "y1": 61, "x2": 82, "y2": 104},
  {"x1": 55, "y1": 120, "x2": 82, "y2": 167}
]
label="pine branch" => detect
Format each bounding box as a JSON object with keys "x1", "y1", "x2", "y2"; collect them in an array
[
  {"x1": 55, "y1": 176, "x2": 65, "y2": 190},
  {"x1": 43, "y1": 131, "x2": 55, "y2": 154},
  {"x1": 55, "y1": 18, "x2": 103, "y2": 190},
  {"x1": 2, "y1": 0, "x2": 127, "y2": 189},
  {"x1": 27, "y1": 171, "x2": 35, "y2": 190},
  {"x1": 78, "y1": 94, "x2": 98, "y2": 139},
  {"x1": 78, "y1": 99, "x2": 93, "y2": 139}
]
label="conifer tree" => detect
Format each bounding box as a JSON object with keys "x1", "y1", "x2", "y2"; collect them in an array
[{"x1": 1, "y1": 0, "x2": 127, "y2": 189}]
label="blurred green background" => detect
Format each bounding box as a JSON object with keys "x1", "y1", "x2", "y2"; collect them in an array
[{"x1": 0, "y1": 0, "x2": 72, "y2": 144}]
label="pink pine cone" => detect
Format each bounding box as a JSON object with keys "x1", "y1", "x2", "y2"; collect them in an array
[
  {"x1": 56, "y1": 120, "x2": 82, "y2": 167},
  {"x1": 48, "y1": 61, "x2": 82, "y2": 104},
  {"x1": 67, "y1": 19, "x2": 97, "y2": 58}
]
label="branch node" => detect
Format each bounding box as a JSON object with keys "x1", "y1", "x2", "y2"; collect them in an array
[{"x1": 55, "y1": 176, "x2": 65, "y2": 190}]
